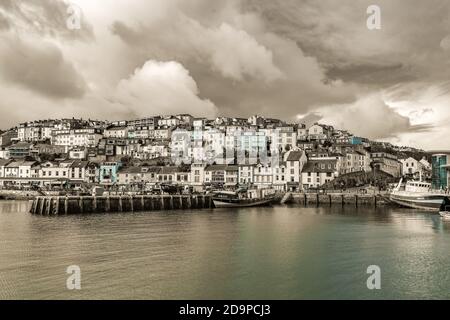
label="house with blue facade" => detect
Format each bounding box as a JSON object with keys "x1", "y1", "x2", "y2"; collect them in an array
[{"x1": 99, "y1": 161, "x2": 122, "y2": 186}]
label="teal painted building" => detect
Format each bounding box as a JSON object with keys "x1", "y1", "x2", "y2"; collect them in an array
[
  {"x1": 350, "y1": 136, "x2": 362, "y2": 145},
  {"x1": 99, "y1": 161, "x2": 122, "y2": 185},
  {"x1": 431, "y1": 151, "x2": 450, "y2": 190}
]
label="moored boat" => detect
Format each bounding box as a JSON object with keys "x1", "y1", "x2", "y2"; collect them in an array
[
  {"x1": 212, "y1": 189, "x2": 276, "y2": 208},
  {"x1": 388, "y1": 179, "x2": 448, "y2": 211}
]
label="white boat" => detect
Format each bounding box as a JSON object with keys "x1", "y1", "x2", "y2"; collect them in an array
[
  {"x1": 388, "y1": 178, "x2": 448, "y2": 211},
  {"x1": 212, "y1": 189, "x2": 276, "y2": 208}
]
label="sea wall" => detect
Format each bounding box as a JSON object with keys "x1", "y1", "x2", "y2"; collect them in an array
[
  {"x1": 290, "y1": 193, "x2": 386, "y2": 206},
  {"x1": 29, "y1": 195, "x2": 214, "y2": 215}
]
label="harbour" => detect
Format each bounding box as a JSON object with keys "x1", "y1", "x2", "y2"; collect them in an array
[{"x1": 2, "y1": 200, "x2": 450, "y2": 300}]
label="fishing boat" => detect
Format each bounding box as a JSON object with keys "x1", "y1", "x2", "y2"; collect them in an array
[
  {"x1": 212, "y1": 189, "x2": 275, "y2": 208},
  {"x1": 439, "y1": 197, "x2": 450, "y2": 220},
  {"x1": 388, "y1": 178, "x2": 448, "y2": 211}
]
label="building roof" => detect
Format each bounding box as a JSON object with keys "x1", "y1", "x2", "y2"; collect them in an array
[
  {"x1": 70, "y1": 160, "x2": 89, "y2": 168},
  {"x1": 5, "y1": 161, "x2": 37, "y2": 168},
  {"x1": 118, "y1": 166, "x2": 143, "y2": 174},
  {"x1": 0, "y1": 159, "x2": 12, "y2": 167},
  {"x1": 286, "y1": 151, "x2": 304, "y2": 161},
  {"x1": 205, "y1": 164, "x2": 228, "y2": 171},
  {"x1": 8, "y1": 142, "x2": 32, "y2": 149},
  {"x1": 159, "y1": 166, "x2": 186, "y2": 174},
  {"x1": 106, "y1": 126, "x2": 127, "y2": 130},
  {"x1": 302, "y1": 160, "x2": 336, "y2": 173}
]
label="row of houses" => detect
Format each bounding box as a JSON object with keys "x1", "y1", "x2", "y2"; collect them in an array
[{"x1": 0, "y1": 151, "x2": 440, "y2": 192}]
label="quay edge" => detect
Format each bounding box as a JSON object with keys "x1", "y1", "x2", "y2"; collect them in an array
[
  {"x1": 29, "y1": 194, "x2": 214, "y2": 215},
  {"x1": 29, "y1": 192, "x2": 386, "y2": 215}
]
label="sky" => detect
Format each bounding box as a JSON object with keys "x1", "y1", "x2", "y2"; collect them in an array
[{"x1": 0, "y1": 0, "x2": 449, "y2": 150}]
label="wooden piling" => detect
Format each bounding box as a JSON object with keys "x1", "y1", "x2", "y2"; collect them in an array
[
  {"x1": 79, "y1": 197, "x2": 84, "y2": 213},
  {"x1": 129, "y1": 196, "x2": 134, "y2": 212}
]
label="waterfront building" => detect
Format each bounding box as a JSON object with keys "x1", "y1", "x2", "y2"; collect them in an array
[
  {"x1": 3, "y1": 161, "x2": 39, "y2": 178},
  {"x1": 40, "y1": 161, "x2": 70, "y2": 180},
  {"x1": 117, "y1": 166, "x2": 160, "y2": 189},
  {"x1": 157, "y1": 166, "x2": 190, "y2": 185},
  {"x1": 399, "y1": 157, "x2": 429, "y2": 179},
  {"x1": 272, "y1": 163, "x2": 287, "y2": 191},
  {"x1": 339, "y1": 151, "x2": 371, "y2": 174},
  {"x1": 204, "y1": 165, "x2": 228, "y2": 189},
  {"x1": 190, "y1": 163, "x2": 207, "y2": 192},
  {"x1": 224, "y1": 166, "x2": 239, "y2": 189},
  {"x1": 68, "y1": 160, "x2": 90, "y2": 186},
  {"x1": 253, "y1": 163, "x2": 273, "y2": 189},
  {"x1": 238, "y1": 164, "x2": 255, "y2": 185},
  {"x1": 370, "y1": 152, "x2": 402, "y2": 178},
  {"x1": 285, "y1": 150, "x2": 308, "y2": 191},
  {"x1": 99, "y1": 162, "x2": 122, "y2": 186},
  {"x1": 430, "y1": 151, "x2": 450, "y2": 190},
  {"x1": 0, "y1": 159, "x2": 12, "y2": 177},
  {"x1": 301, "y1": 159, "x2": 338, "y2": 189}
]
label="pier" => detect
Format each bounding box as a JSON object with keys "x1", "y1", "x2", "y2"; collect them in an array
[
  {"x1": 29, "y1": 194, "x2": 214, "y2": 215},
  {"x1": 29, "y1": 192, "x2": 386, "y2": 215},
  {"x1": 290, "y1": 193, "x2": 384, "y2": 206}
]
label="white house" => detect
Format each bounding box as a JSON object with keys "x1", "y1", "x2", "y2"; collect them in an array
[
  {"x1": 52, "y1": 128, "x2": 103, "y2": 148},
  {"x1": 301, "y1": 159, "x2": 338, "y2": 189},
  {"x1": 400, "y1": 157, "x2": 429, "y2": 178},
  {"x1": 104, "y1": 126, "x2": 128, "y2": 139},
  {"x1": 285, "y1": 150, "x2": 307, "y2": 191}
]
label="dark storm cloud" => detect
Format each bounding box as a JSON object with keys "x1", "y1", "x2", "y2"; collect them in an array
[
  {"x1": 0, "y1": 37, "x2": 87, "y2": 99},
  {"x1": 244, "y1": 0, "x2": 450, "y2": 85},
  {"x1": 325, "y1": 63, "x2": 417, "y2": 86}
]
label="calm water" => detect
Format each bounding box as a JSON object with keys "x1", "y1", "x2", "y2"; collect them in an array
[{"x1": 1, "y1": 200, "x2": 450, "y2": 300}]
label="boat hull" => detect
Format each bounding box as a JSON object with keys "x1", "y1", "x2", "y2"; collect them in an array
[
  {"x1": 212, "y1": 197, "x2": 274, "y2": 208},
  {"x1": 389, "y1": 192, "x2": 447, "y2": 211}
]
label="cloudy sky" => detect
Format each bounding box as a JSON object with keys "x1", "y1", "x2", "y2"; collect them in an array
[{"x1": 0, "y1": 0, "x2": 449, "y2": 150}]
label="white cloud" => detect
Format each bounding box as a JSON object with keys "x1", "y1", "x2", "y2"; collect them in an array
[
  {"x1": 303, "y1": 94, "x2": 422, "y2": 140},
  {"x1": 114, "y1": 60, "x2": 217, "y2": 118}
]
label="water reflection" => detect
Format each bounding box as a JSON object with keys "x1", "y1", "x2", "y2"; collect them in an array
[{"x1": 0, "y1": 201, "x2": 449, "y2": 299}]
